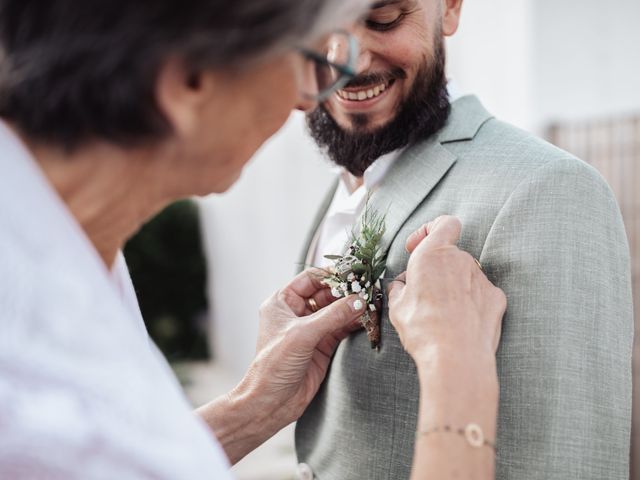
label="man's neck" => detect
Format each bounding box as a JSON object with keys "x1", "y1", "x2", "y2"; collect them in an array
[{"x1": 341, "y1": 171, "x2": 364, "y2": 194}]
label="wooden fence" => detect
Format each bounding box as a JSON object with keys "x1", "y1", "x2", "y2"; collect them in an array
[{"x1": 548, "y1": 115, "x2": 640, "y2": 478}]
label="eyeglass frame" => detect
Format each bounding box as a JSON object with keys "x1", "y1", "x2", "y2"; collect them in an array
[{"x1": 297, "y1": 31, "x2": 359, "y2": 101}]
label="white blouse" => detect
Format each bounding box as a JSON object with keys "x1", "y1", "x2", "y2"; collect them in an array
[{"x1": 0, "y1": 120, "x2": 233, "y2": 479}]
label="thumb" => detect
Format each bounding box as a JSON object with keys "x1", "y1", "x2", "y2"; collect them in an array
[{"x1": 307, "y1": 294, "x2": 366, "y2": 338}]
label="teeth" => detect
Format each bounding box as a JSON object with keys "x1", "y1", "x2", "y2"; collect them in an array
[{"x1": 337, "y1": 81, "x2": 390, "y2": 102}]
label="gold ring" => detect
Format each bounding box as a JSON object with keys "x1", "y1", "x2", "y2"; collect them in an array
[
  {"x1": 474, "y1": 258, "x2": 483, "y2": 271},
  {"x1": 307, "y1": 297, "x2": 319, "y2": 313}
]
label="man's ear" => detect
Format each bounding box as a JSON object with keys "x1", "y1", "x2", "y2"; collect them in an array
[
  {"x1": 442, "y1": 0, "x2": 463, "y2": 37},
  {"x1": 155, "y1": 57, "x2": 218, "y2": 138}
]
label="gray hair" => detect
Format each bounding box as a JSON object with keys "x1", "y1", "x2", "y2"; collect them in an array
[
  {"x1": 182, "y1": 0, "x2": 372, "y2": 69},
  {"x1": 0, "y1": 0, "x2": 371, "y2": 147}
]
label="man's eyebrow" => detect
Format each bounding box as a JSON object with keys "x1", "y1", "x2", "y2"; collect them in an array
[{"x1": 371, "y1": 0, "x2": 404, "y2": 9}]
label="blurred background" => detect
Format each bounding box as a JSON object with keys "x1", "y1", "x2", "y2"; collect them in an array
[{"x1": 125, "y1": 0, "x2": 640, "y2": 478}]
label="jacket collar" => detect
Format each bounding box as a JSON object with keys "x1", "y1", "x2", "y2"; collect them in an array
[{"x1": 365, "y1": 95, "x2": 493, "y2": 254}]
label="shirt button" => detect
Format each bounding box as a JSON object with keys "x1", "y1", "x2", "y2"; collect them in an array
[{"x1": 296, "y1": 462, "x2": 314, "y2": 480}]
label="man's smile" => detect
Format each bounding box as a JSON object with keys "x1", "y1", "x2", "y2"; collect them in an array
[{"x1": 336, "y1": 78, "x2": 395, "y2": 101}]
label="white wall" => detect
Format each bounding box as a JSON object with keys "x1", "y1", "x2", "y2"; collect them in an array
[
  {"x1": 446, "y1": 0, "x2": 534, "y2": 131},
  {"x1": 447, "y1": 0, "x2": 640, "y2": 133},
  {"x1": 199, "y1": 112, "x2": 334, "y2": 375},
  {"x1": 531, "y1": 0, "x2": 640, "y2": 130}
]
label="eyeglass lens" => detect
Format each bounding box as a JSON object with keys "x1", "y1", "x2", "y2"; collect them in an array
[{"x1": 313, "y1": 32, "x2": 354, "y2": 94}]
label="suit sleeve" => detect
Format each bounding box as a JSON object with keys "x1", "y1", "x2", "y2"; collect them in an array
[{"x1": 480, "y1": 156, "x2": 633, "y2": 480}]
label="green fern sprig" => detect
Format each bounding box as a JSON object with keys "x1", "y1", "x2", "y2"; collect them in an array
[{"x1": 321, "y1": 199, "x2": 387, "y2": 349}]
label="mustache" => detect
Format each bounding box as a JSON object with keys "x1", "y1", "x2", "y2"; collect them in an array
[{"x1": 343, "y1": 68, "x2": 406, "y2": 89}]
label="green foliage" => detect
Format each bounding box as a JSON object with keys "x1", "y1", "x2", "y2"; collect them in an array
[
  {"x1": 124, "y1": 199, "x2": 210, "y2": 361},
  {"x1": 349, "y1": 204, "x2": 387, "y2": 278},
  {"x1": 320, "y1": 199, "x2": 387, "y2": 349},
  {"x1": 322, "y1": 203, "x2": 386, "y2": 299}
]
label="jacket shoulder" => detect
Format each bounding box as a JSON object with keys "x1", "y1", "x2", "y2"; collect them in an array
[{"x1": 445, "y1": 117, "x2": 608, "y2": 193}]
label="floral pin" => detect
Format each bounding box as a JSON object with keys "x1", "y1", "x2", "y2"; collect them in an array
[{"x1": 321, "y1": 203, "x2": 387, "y2": 349}]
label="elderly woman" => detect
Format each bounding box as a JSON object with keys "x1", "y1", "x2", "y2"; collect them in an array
[{"x1": 0, "y1": 0, "x2": 505, "y2": 479}]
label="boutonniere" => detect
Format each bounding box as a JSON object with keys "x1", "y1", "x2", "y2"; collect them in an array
[{"x1": 321, "y1": 203, "x2": 387, "y2": 350}]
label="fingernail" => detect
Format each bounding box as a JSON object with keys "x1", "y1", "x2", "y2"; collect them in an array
[{"x1": 353, "y1": 299, "x2": 364, "y2": 311}]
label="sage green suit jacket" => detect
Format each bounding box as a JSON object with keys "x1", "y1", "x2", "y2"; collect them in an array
[{"x1": 295, "y1": 96, "x2": 633, "y2": 479}]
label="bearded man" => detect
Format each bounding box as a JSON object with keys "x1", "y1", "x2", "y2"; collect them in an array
[{"x1": 294, "y1": 1, "x2": 633, "y2": 479}]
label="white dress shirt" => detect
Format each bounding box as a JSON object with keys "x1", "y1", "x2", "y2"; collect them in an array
[
  {"x1": 0, "y1": 120, "x2": 233, "y2": 479},
  {"x1": 312, "y1": 81, "x2": 464, "y2": 267},
  {"x1": 311, "y1": 151, "x2": 400, "y2": 268}
]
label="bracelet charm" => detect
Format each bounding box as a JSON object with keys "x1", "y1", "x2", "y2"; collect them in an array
[{"x1": 416, "y1": 423, "x2": 496, "y2": 452}]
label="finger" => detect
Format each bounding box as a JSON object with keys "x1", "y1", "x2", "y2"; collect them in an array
[
  {"x1": 306, "y1": 294, "x2": 366, "y2": 338},
  {"x1": 282, "y1": 269, "x2": 333, "y2": 316},
  {"x1": 299, "y1": 287, "x2": 341, "y2": 316},
  {"x1": 405, "y1": 224, "x2": 429, "y2": 253},
  {"x1": 420, "y1": 215, "x2": 462, "y2": 250},
  {"x1": 287, "y1": 268, "x2": 331, "y2": 300}
]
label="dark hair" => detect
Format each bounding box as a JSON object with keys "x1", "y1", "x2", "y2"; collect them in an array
[{"x1": 0, "y1": 0, "x2": 335, "y2": 148}]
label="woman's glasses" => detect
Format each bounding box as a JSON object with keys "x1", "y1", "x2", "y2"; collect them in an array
[{"x1": 298, "y1": 31, "x2": 359, "y2": 101}]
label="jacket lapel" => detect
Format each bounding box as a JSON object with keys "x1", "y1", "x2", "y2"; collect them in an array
[
  {"x1": 302, "y1": 95, "x2": 493, "y2": 262},
  {"x1": 366, "y1": 139, "x2": 457, "y2": 254},
  {"x1": 363, "y1": 95, "x2": 493, "y2": 254}
]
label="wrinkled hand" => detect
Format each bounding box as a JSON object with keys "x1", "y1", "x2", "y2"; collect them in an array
[
  {"x1": 241, "y1": 269, "x2": 366, "y2": 427},
  {"x1": 387, "y1": 216, "x2": 506, "y2": 364}
]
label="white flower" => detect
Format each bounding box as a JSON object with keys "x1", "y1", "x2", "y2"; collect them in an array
[
  {"x1": 361, "y1": 276, "x2": 366, "y2": 282},
  {"x1": 340, "y1": 282, "x2": 349, "y2": 292},
  {"x1": 331, "y1": 287, "x2": 342, "y2": 298},
  {"x1": 369, "y1": 304, "x2": 377, "y2": 312},
  {"x1": 359, "y1": 292, "x2": 369, "y2": 301},
  {"x1": 365, "y1": 281, "x2": 371, "y2": 288},
  {"x1": 347, "y1": 273, "x2": 355, "y2": 282},
  {"x1": 351, "y1": 281, "x2": 362, "y2": 293},
  {"x1": 336, "y1": 263, "x2": 351, "y2": 274}
]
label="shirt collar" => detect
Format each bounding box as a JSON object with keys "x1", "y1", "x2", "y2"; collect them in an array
[{"x1": 362, "y1": 149, "x2": 402, "y2": 191}]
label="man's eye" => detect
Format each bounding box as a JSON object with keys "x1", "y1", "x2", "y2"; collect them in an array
[{"x1": 365, "y1": 11, "x2": 404, "y2": 32}]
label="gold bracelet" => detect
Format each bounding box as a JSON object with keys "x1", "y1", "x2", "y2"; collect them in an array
[{"x1": 416, "y1": 423, "x2": 496, "y2": 452}]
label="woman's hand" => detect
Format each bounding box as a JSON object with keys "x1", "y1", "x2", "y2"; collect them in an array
[
  {"x1": 249, "y1": 269, "x2": 366, "y2": 421},
  {"x1": 387, "y1": 216, "x2": 506, "y2": 480},
  {"x1": 198, "y1": 269, "x2": 365, "y2": 464},
  {"x1": 387, "y1": 216, "x2": 506, "y2": 365}
]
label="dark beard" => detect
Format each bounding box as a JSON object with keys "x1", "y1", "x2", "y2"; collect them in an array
[{"x1": 306, "y1": 39, "x2": 450, "y2": 177}]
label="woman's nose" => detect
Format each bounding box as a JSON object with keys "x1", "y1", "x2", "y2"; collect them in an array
[{"x1": 295, "y1": 60, "x2": 319, "y2": 112}]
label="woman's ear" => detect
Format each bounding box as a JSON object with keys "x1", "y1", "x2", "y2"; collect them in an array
[
  {"x1": 442, "y1": 0, "x2": 463, "y2": 37},
  {"x1": 155, "y1": 57, "x2": 218, "y2": 138}
]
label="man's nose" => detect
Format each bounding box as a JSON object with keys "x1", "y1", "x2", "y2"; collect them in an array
[{"x1": 355, "y1": 48, "x2": 373, "y2": 75}]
